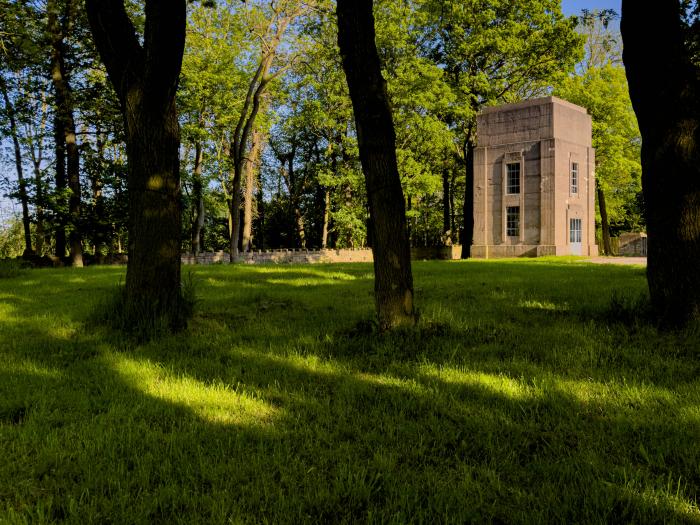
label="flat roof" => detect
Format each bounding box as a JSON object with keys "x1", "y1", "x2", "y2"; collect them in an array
[{"x1": 479, "y1": 96, "x2": 589, "y2": 115}]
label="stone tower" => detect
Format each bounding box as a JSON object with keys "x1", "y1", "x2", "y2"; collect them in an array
[{"x1": 471, "y1": 96, "x2": 598, "y2": 258}]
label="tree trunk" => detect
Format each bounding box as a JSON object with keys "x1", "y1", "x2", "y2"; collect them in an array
[
  {"x1": 54, "y1": 112, "x2": 67, "y2": 258},
  {"x1": 336, "y1": 0, "x2": 416, "y2": 330},
  {"x1": 191, "y1": 140, "x2": 205, "y2": 255},
  {"x1": 596, "y1": 180, "x2": 612, "y2": 255},
  {"x1": 87, "y1": 0, "x2": 187, "y2": 330},
  {"x1": 0, "y1": 78, "x2": 33, "y2": 256},
  {"x1": 622, "y1": 1, "x2": 700, "y2": 327},
  {"x1": 92, "y1": 129, "x2": 106, "y2": 259},
  {"x1": 321, "y1": 188, "x2": 330, "y2": 249},
  {"x1": 228, "y1": 168, "x2": 243, "y2": 260},
  {"x1": 449, "y1": 170, "x2": 456, "y2": 237},
  {"x1": 49, "y1": 1, "x2": 82, "y2": 265},
  {"x1": 242, "y1": 128, "x2": 264, "y2": 252},
  {"x1": 461, "y1": 129, "x2": 475, "y2": 259},
  {"x1": 442, "y1": 165, "x2": 451, "y2": 245},
  {"x1": 48, "y1": 0, "x2": 83, "y2": 267}
]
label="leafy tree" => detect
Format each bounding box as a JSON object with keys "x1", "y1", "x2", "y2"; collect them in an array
[
  {"x1": 336, "y1": 0, "x2": 416, "y2": 330},
  {"x1": 556, "y1": 63, "x2": 641, "y2": 255},
  {"x1": 621, "y1": 1, "x2": 700, "y2": 327},
  {"x1": 418, "y1": 0, "x2": 583, "y2": 257}
]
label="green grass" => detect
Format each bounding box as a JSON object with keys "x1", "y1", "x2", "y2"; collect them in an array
[{"x1": 1, "y1": 259, "x2": 699, "y2": 524}]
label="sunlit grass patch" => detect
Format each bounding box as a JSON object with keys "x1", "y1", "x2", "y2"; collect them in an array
[
  {"x1": 108, "y1": 353, "x2": 279, "y2": 426},
  {"x1": 1, "y1": 261, "x2": 699, "y2": 523}
]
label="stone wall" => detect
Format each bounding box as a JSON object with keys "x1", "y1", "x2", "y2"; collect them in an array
[
  {"x1": 618, "y1": 233, "x2": 647, "y2": 257},
  {"x1": 181, "y1": 246, "x2": 463, "y2": 265}
]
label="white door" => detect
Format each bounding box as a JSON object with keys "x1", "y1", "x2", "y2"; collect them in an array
[{"x1": 569, "y1": 218, "x2": 582, "y2": 255}]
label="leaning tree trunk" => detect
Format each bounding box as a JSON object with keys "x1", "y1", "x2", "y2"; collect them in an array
[
  {"x1": 622, "y1": 0, "x2": 700, "y2": 327},
  {"x1": 0, "y1": 78, "x2": 33, "y2": 256},
  {"x1": 48, "y1": 0, "x2": 83, "y2": 267},
  {"x1": 461, "y1": 129, "x2": 475, "y2": 259},
  {"x1": 596, "y1": 179, "x2": 613, "y2": 255},
  {"x1": 336, "y1": 0, "x2": 416, "y2": 330},
  {"x1": 87, "y1": 0, "x2": 187, "y2": 330}
]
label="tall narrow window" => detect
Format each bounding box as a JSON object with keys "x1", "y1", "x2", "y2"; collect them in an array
[
  {"x1": 506, "y1": 163, "x2": 520, "y2": 194},
  {"x1": 506, "y1": 206, "x2": 520, "y2": 237},
  {"x1": 569, "y1": 218, "x2": 582, "y2": 243},
  {"x1": 571, "y1": 162, "x2": 579, "y2": 194}
]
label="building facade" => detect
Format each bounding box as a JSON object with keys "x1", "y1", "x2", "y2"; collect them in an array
[{"x1": 471, "y1": 97, "x2": 598, "y2": 258}]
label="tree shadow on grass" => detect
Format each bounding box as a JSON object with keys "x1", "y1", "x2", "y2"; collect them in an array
[{"x1": 1, "y1": 262, "x2": 699, "y2": 523}]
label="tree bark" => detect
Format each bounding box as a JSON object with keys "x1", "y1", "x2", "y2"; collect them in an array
[
  {"x1": 24, "y1": 91, "x2": 48, "y2": 255},
  {"x1": 54, "y1": 112, "x2": 67, "y2": 258},
  {"x1": 242, "y1": 128, "x2": 264, "y2": 252},
  {"x1": 191, "y1": 140, "x2": 205, "y2": 255},
  {"x1": 336, "y1": 0, "x2": 416, "y2": 330},
  {"x1": 442, "y1": 165, "x2": 451, "y2": 245},
  {"x1": 622, "y1": 1, "x2": 700, "y2": 327},
  {"x1": 87, "y1": 0, "x2": 187, "y2": 329},
  {"x1": 0, "y1": 77, "x2": 33, "y2": 256},
  {"x1": 48, "y1": 0, "x2": 83, "y2": 267},
  {"x1": 461, "y1": 128, "x2": 475, "y2": 259},
  {"x1": 321, "y1": 188, "x2": 330, "y2": 249},
  {"x1": 596, "y1": 180, "x2": 612, "y2": 255}
]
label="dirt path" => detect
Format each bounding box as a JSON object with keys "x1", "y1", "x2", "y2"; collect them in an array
[{"x1": 584, "y1": 256, "x2": 647, "y2": 266}]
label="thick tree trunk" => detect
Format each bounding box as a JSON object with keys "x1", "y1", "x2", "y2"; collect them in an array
[
  {"x1": 191, "y1": 141, "x2": 205, "y2": 255},
  {"x1": 54, "y1": 113, "x2": 67, "y2": 258},
  {"x1": 87, "y1": 0, "x2": 187, "y2": 330},
  {"x1": 337, "y1": 0, "x2": 416, "y2": 330},
  {"x1": 461, "y1": 131, "x2": 475, "y2": 259},
  {"x1": 123, "y1": 98, "x2": 182, "y2": 315},
  {"x1": 622, "y1": 1, "x2": 700, "y2": 327},
  {"x1": 0, "y1": 78, "x2": 33, "y2": 256},
  {"x1": 48, "y1": 0, "x2": 83, "y2": 267},
  {"x1": 242, "y1": 128, "x2": 264, "y2": 252},
  {"x1": 596, "y1": 180, "x2": 612, "y2": 255}
]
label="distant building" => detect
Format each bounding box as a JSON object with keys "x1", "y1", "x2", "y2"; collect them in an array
[{"x1": 472, "y1": 97, "x2": 598, "y2": 258}]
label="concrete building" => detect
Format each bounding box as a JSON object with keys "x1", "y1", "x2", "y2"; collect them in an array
[{"x1": 471, "y1": 96, "x2": 598, "y2": 258}]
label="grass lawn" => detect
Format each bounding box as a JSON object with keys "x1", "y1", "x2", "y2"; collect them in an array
[{"x1": 1, "y1": 259, "x2": 699, "y2": 523}]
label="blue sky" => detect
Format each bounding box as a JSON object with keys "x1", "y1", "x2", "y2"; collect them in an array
[{"x1": 560, "y1": 0, "x2": 621, "y2": 16}]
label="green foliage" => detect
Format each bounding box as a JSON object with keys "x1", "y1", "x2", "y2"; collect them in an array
[
  {"x1": 0, "y1": 258, "x2": 25, "y2": 278},
  {"x1": 0, "y1": 217, "x2": 24, "y2": 258},
  {"x1": 556, "y1": 65, "x2": 642, "y2": 229},
  {"x1": 555, "y1": 11, "x2": 643, "y2": 235},
  {"x1": 2, "y1": 261, "x2": 700, "y2": 522}
]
